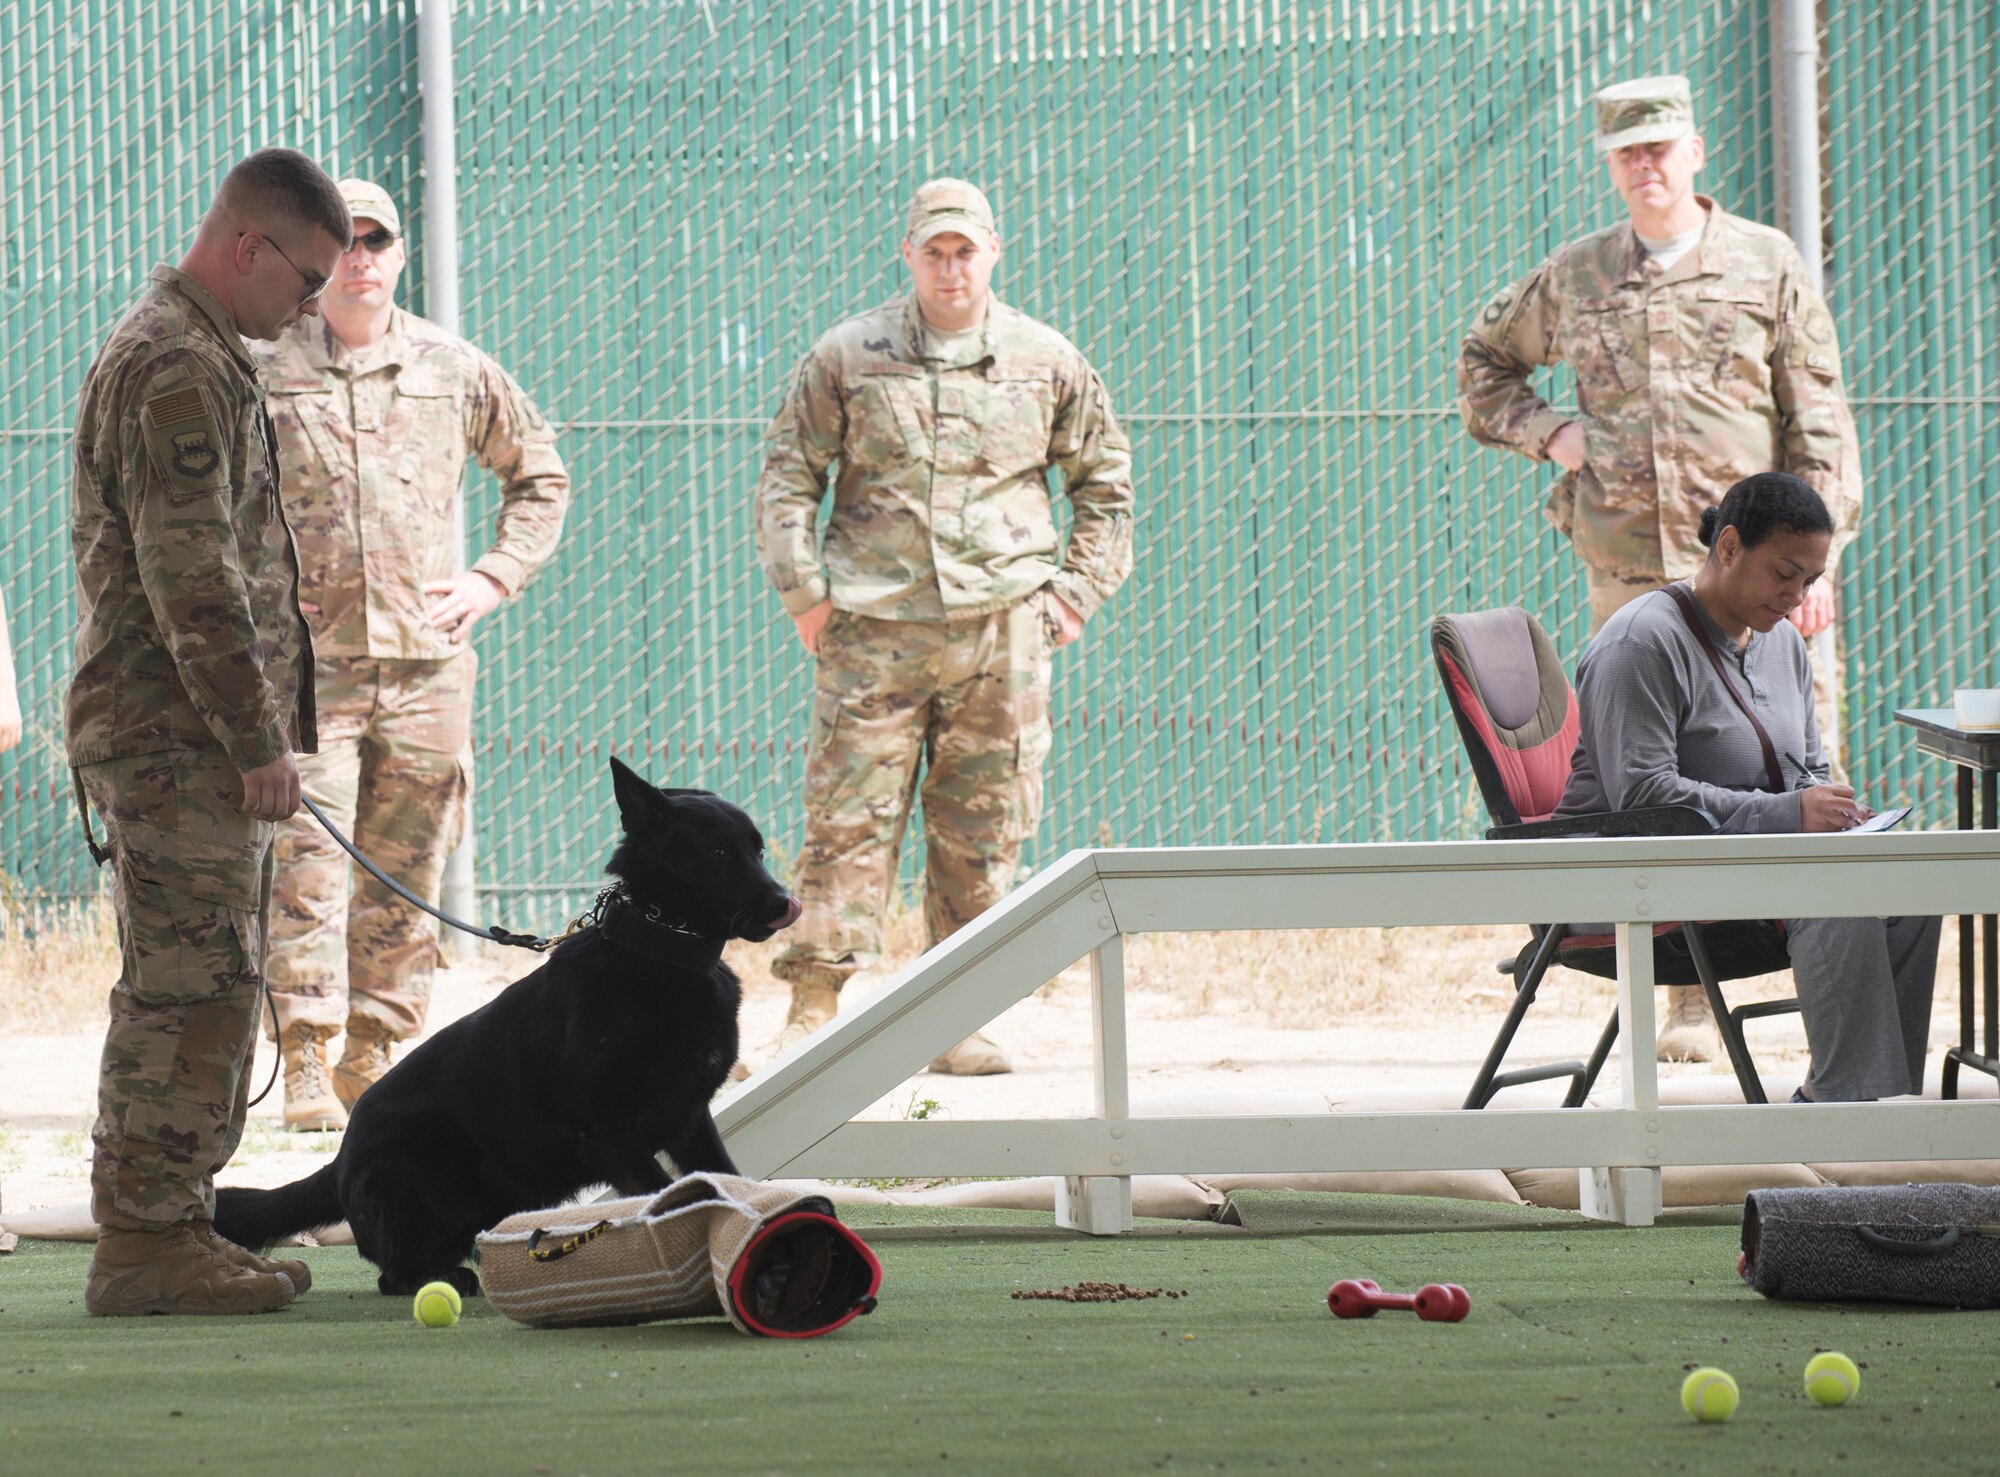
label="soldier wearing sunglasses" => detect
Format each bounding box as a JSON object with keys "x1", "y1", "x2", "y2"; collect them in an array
[
  {"x1": 251, "y1": 179, "x2": 571, "y2": 1130},
  {"x1": 66, "y1": 147, "x2": 348, "y2": 1316}
]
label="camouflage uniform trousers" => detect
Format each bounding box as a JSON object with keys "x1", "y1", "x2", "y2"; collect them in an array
[
  {"x1": 266, "y1": 653, "x2": 472, "y2": 1040},
  {"x1": 79, "y1": 747, "x2": 275, "y2": 1230},
  {"x1": 772, "y1": 597, "x2": 1057, "y2": 990},
  {"x1": 1586, "y1": 564, "x2": 1846, "y2": 775}
]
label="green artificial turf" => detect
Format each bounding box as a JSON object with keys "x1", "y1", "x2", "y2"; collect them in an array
[{"x1": 3, "y1": 1199, "x2": 1996, "y2": 1476}]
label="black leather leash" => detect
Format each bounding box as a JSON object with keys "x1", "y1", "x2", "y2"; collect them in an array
[
  {"x1": 77, "y1": 786, "x2": 579, "y2": 1112},
  {"x1": 302, "y1": 793, "x2": 722, "y2": 963},
  {"x1": 301, "y1": 793, "x2": 568, "y2": 952},
  {"x1": 245, "y1": 798, "x2": 726, "y2": 1109},
  {"x1": 247, "y1": 799, "x2": 580, "y2": 1110}
]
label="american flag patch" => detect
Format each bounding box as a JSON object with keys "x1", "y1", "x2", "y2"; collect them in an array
[{"x1": 148, "y1": 387, "x2": 207, "y2": 425}]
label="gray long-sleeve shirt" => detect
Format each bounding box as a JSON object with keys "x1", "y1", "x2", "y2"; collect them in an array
[{"x1": 1555, "y1": 584, "x2": 1827, "y2": 833}]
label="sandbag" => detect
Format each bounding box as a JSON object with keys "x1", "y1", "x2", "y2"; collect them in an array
[
  {"x1": 1200, "y1": 1170, "x2": 1526, "y2": 1206},
  {"x1": 477, "y1": 1173, "x2": 881, "y2": 1336},
  {"x1": 1507, "y1": 1162, "x2": 1824, "y2": 1211},
  {"x1": 1740, "y1": 1183, "x2": 2000, "y2": 1308},
  {"x1": 1809, "y1": 1160, "x2": 2000, "y2": 1188}
]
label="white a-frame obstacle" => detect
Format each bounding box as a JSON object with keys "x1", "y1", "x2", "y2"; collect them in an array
[{"x1": 714, "y1": 832, "x2": 2000, "y2": 1230}]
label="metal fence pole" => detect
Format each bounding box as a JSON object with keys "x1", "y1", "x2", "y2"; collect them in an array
[
  {"x1": 421, "y1": 0, "x2": 476, "y2": 924},
  {"x1": 1780, "y1": 0, "x2": 1826, "y2": 291},
  {"x1": 1779, "y1": 0, "x2": 1840, "y2": 770}
]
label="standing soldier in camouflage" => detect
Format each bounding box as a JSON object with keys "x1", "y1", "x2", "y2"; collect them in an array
[
  {"x1": 254, "y1": 179, "x2": 570, "y2": 1129},
  {"x1": 753, "y1": 179, "x2": 1135, "y2": 1075},
  {"x1": 67, "y1": 148, "x2": 346, "y2": 1314},
  {"x1": 1458, "y1": 75, "x2": 1862, "y2": 1062}
]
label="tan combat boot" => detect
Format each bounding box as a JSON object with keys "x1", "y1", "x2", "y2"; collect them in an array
[
  {"x1": 85, "y1": 1222, "x2": 299, "y2": 1316},
  {"x1": 194, "y1": 1221, "x2": 313, "y2": 1295},
  {"x1": 332, "y1": 1017, "x2": 396, "y2": 1114},
  {"x1": 1656, "y1": 984, "x2": 1718, "y2": 1063},
  {"x1": 768, "y1": 981, "x2": 841, "y2": 1062},
  {"x1": 929, "y1": 1030, "x2": 1011, "y2": 1076},
  {"x1": 280, "y1": 1022, "x2": 347, "y2": 1131}
]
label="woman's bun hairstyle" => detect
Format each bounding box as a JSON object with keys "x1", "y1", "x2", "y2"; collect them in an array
[{"x1": 1702, "y1": 472, "x2": 1834, "y2": 554}]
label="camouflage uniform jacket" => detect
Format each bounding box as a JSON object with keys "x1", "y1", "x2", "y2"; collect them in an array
[
  {"x1": 1457, "y1": 198, "x2": 1861, "y2": 580},
  {"x1": 65, "y1": 266, "x2": 315, "y2": 773},
  {"x1": 251, "y1": 308, "x2": 570, "y2": 658},
  {"x1": 753, "y1": 293, "x2": 1135, "y2": 623}
]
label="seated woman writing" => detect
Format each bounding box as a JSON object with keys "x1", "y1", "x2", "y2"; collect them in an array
[{"x1": 1555, "y1": 471, "x2": 1939, "y2": 1102}]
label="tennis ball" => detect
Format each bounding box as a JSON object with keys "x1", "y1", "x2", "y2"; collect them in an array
[
  {"x1": 413, "y1": 1281, "x2": 462, "y2": 1328},
  {"x1": 1680, "y1": 1366, "x2": 1739, "y2": 1423},
  {"x1": 1804, "y1": 1351, "x2": 1860, "y2": 1406}
]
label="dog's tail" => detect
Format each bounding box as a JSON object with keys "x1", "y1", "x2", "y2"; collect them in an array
[{"x1": 213, "y1": 1165, "x2": 343, "y2": 1249}]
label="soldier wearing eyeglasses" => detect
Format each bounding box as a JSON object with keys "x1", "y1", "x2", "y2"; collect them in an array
[
  {"x1": 250, "y1": 179, "x2": 571, "y2": 1130},
  {"x1": 66, "y1": 147, "x2": 346, "y2": 1315}
]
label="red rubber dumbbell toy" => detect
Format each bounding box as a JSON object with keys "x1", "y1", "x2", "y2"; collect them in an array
[{"x1": 1326, "y1": 1279, "x2": 1470, "y2": 1322}]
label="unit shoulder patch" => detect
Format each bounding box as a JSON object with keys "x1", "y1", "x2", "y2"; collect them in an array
[
  {"x1": 141, "y1": 373, "x2": 232, "y2": 499},
  {"x1": 506, "y1": 377, "x2": 550, "y2": 435}
]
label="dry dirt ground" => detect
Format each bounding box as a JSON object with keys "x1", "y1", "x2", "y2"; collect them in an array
[{"x1": 7, "y1": 917, "x2": 1985, "y2": 1220}]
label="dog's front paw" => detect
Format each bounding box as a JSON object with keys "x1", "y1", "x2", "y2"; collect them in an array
[
  {"x1": 377, "y1": 1265, "x2": 482, "y2": 1298},
  {"x1": 444, "y1": 1266, "x2": 481, "y2": 1298}
]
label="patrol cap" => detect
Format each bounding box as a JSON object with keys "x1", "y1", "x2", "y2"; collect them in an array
[
  {"x1": 903, "y1": 178, "x2": 997, "y2": 247},
  {"x1": 1591, "y1": 75, "x2": 1696, "y2": 155},
  {"x1": 338, "y1": 178, "x2": 401, "y2": 237}
]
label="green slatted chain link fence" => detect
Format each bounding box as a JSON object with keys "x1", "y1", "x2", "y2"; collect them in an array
[{"x1": 3, "y1": 2, "x2": 1995, "y2": 927}]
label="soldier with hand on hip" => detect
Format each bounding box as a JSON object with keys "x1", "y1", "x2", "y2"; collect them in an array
[
  {"x1": 753, "y1": 179, "x2": 1135, "y2": 1075},
  {"x1": 1457, "y1": 75, "x2": 1863, "y2": 1064},
  {"x1": 67, "y1": 148, "x2": 344, "y2": 1315},
  {"x1": 253, "y1": 179, "x2": 570, "y2": 1129}
]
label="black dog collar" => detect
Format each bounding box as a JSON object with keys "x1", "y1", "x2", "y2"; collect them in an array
[{"x1": 592, "y1": 887, "x2": 728, "y2": 971}]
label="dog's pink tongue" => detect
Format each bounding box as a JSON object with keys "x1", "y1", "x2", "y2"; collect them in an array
[{"x1": 774, "y1": 896, "x2": 802, "y2": 930}]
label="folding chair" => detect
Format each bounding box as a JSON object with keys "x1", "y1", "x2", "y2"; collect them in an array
[{"x1": 1430, "y1": 606, "x2": 1802, "y2": 1108}]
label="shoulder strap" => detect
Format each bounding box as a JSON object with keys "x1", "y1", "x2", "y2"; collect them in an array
[{"x1": 1658, "y1": 583, "x2": 1787, "y2": 793}]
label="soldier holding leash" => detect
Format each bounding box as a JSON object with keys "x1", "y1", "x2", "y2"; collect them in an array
[{"x1": 67, "y1": 149, "x2": 346, "y2": 1315}]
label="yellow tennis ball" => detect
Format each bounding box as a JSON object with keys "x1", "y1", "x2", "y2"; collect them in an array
[
  {"x1": 413, "y1": 1281, "x2": 462, "y2": 1328},
  {"x1": 1680, "y1": 1366, "x2": 1738, "y2": 1423},
  {"x1": 1804, "y1": 1351, "x2": 1859, "y2": 1406}
]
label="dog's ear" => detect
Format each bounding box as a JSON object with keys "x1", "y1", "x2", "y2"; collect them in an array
[{"x1": 608, "y1": 756, "x2": 669, "y2": 831}]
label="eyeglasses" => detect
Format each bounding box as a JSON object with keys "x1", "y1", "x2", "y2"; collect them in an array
[
  {"x1": 349, "y1": 227, "x2": 398, "y2": 255},
  {"x1": 240, "y1": 231, "x2": 328, "y2": 305}
]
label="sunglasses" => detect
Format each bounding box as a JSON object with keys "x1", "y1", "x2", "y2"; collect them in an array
[
  {"x1": 349, "y1": 227, "x2": 398, "y2": 254},
  {"x1": 239, "y1": 231, "x2": 327, "y2": 305}
]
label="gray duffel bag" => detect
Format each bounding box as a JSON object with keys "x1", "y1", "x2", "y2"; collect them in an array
[{"x1": 1740, "y1": 1183, "x2": 2000, "y2": 1308}]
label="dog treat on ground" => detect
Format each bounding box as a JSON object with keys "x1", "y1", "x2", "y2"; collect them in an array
[{"x1": 1013, "y1": 1282, "x2": 1188, "y2": 1303}]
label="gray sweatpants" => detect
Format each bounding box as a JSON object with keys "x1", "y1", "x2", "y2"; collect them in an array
[{"x1": 1784, "y1": 915, "x2": 1941, "y2": 1101}]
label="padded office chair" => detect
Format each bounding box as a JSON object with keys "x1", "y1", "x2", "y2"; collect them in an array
[{"x1": 1431, "y1": 606, "x2": 1801, "y2": 1108}]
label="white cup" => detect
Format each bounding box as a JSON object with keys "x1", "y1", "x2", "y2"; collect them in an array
[{"x1": 1953, "y1": 688, "x2": 2000, "y2": 730}]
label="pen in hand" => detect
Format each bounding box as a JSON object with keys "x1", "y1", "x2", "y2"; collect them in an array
[{"x1": 1788, "y1": 749, "x2": 1873, "y2": 829}]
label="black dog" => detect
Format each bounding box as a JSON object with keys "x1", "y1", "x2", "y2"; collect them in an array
[{"x1": 215, "y1": 758, "x2": 799, "y2": 1296}]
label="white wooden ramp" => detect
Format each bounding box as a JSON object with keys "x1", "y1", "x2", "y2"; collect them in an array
[{"x1": 712, "y1": 832, "x2": 2000, "y2": 1231}]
